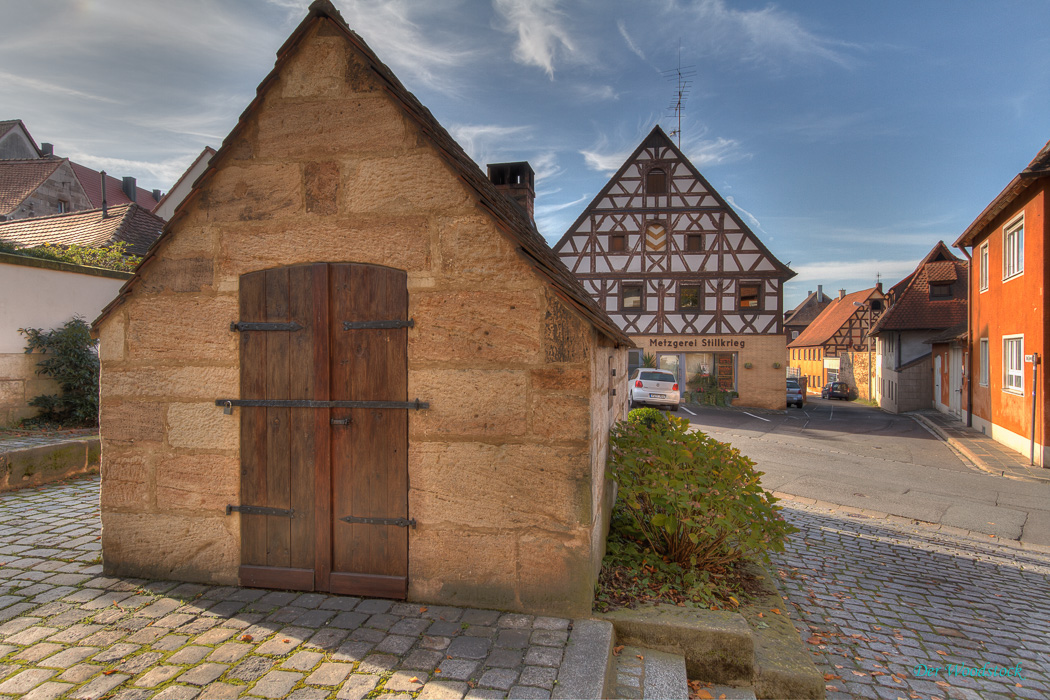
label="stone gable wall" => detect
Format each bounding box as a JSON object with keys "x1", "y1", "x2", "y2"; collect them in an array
[{"x1": 97, "y1": 21, "x2": 624, "y2": 615}]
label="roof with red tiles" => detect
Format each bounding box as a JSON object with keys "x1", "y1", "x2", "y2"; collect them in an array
[
  {"x1": 93, "y1": 0, "x2": 632, "y2": 347},
  {"x1": 0, "y1": 158, "x2": 64, "y2": 216},
  {"x1": 0, "y1": 120, "x2": 23, "y2": 140},
  {"x1": 870, "y1": 242, "x2": 968, "y2": 334},
  {"x1": 788, "y1": 287, "x2": 882, "y2": 348},
  {"x1": 784, "y1": 289, "x2": 832, "y2": 328},
  {"x1": 0, "y1": 203, "x2": 164, "y2": 257},
  {"x1": 70, "y1": 162, "x2": 161, "y2": 211},
  {"x1": 956, "y1": 138, "x2": 1050, "y2": 248}
]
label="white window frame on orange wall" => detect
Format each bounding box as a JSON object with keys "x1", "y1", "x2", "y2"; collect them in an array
[
  {"x1": 1003, "y1": 334, "x2": 1024, "y2": 394},
  {"x1": 979, "y1": 241, "x2": 989, "y2": 291},
  {"x1": 1002, "y1": 214, "x2": 1024, "y2": 281}
]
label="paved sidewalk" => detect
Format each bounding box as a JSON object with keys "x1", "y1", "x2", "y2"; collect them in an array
[
  {"x1": 911, "y1": 410, "x2": 1050, "y2": 483},
  {"x1": 0, "y1": 476, "x2": 575, "y2": 700},
  {"x1": 773, "y1": 500, "x2": 1050, "y2": 700}
]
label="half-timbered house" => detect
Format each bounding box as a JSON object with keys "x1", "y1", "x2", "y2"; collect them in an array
[
  {"x1": 553, "y1": 126, "x2": 795, "y2": 409},
  {"x1": 787, "y1": 287, "x2": 886, "y2": 393},
  {"x1": 90, "y1": 0, "x2": 631, "y2": 616}
]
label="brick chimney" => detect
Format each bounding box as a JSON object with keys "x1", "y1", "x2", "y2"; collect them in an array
[
  {"x1": 40, "y1": 142, "x2": 54, "y2": 157},
  {"x1": 487, "y1": 162, "x2": 535, "y2": 227},
  {"x1": 122, "y1": 176, "x2": 137, "y2": 203},
  {"x1": 838, "y1": 288, "x2": 846, "y2": 300}
]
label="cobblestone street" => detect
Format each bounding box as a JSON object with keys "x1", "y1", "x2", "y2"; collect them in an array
[
  {"x1": 772, "y1": 502, "x2": 1050, "y2": 700},
  {"x1": 0, "y1": 476, "x2": 572, "y2": 699}
]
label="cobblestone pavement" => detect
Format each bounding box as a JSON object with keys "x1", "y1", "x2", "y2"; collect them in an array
[
  {"x1": 0, "y1": 476, "x2": 571, "y2": 699},
  {"x1": 772, "y1": 501, "x2": 1050, "y2": 700}
]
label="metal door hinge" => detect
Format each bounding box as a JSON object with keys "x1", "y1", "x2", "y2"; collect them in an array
[
  {"x1": 343, "y1": 319, "x2": 414, "y2": 330},
  {"x1": 216, "y1": 398, "x2": 429, "y2": 410},
  {"x1": 226, "y1": 505, "x2": 295, "y2": 518},
  {"x1": 230, "y1": 321, "x2": 303, "y2": 332},
  {"x1": 341, "y1": 515, "x2": 416, "y2": 528}
]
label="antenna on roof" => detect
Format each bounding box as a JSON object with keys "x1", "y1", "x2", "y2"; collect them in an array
[{"x1": 661, "y1": 40, "x2": 696, "y2": 149}]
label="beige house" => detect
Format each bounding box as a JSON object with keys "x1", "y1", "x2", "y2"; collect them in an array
[{"x1": 92, "y1": 0, "x2": 631, "y2": 616}]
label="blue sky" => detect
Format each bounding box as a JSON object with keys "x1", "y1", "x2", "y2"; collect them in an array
[{"x1": 4, "y1": 0, "x2": 1049, "y2": 309}]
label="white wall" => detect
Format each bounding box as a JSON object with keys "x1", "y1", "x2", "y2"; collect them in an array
[
  {"x1": 0, "y1": 257, "x2": 127, "y2": 353},
  {"x1": 153, "y1": 148, "x2": 213, "y2": 221}
]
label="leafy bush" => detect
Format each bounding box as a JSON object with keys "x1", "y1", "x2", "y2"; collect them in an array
[
  {"x1": 688, "y1": 373, "x2": 737, "y2": 406},
  {"x1": 627, "y1": 407, "x2": 664, "y2": 429},
  {"x1": 0, "y1": 240, "x2": 140, "y2": 272},
  {"x1": 641, "y1": 352, "x2": 657, "y2": 368},
  {"x1": 609, "y1": 410, "x2": 794, "y2": 570},
  {"x1": 20, "y1": 318, "x2": 100, "y2": 427}
]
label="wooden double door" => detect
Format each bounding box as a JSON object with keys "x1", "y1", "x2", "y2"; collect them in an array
[{"x1": 231, "y1": 262, "x2": 411, "y2": 598}]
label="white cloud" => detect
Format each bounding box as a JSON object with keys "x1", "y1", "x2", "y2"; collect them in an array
[
  {"x1": 680, "y1": 0, "x2": 858, "y2": 69},
  {"x1": 577, "y1": 84, "x2": 619, "y2": 101},
  {"x1": 617, "y1": 19, "x2": 645, "y2": 60},
  {"x1": 492, "y1": 0, "x2": 576, "y2": 79},
  {"x1": 448, "y1": 123, "x2": 533, "y2": 166},
  {"x1": 580, "y1": 142, "x2": 633, "y2": 174},
  {"x1": 789, "y1": 259, "x2": 920, "y2": 289},
  {"x1": 335, "y1": 0, "x2": 479, "y2": 91},
  {"x1": 530, "y1": 151, "x2": 563, "y2": 183},
  {"x1": 64, "y1": 150, "x2": 201, "y2": 191},
  {"x1": 581, "y1": 129, "x2": 743, "y2": 174},
  {"x1": 0, "y1": 72, "x2": 120, "y2": 104},
  {"x1": 725, "y1": 195, "x2": 764, "y2": 233}
]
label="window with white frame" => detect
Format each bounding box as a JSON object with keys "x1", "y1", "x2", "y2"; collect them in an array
[
  {"x1": 979, "y1": 338, "x2": 989, "y2": 387},
  {"x1": 979, "y1": 242, "x2": 988, "y2": 291},
  {"x1": 1003, "y1": 216, "x2": 1024, "y2": 280},
  {"x1": 1003, "y1": 335, "x2": 1023, "y2": 393}
]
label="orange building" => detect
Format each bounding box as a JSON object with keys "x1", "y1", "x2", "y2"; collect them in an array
[{"x1": 954, "y1": 139, "x2": 1049, "y2": 466}]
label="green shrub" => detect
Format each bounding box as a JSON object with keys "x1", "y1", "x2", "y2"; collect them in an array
[
  {"x1": 0, "y1": 240, "x2": 141, "y2": 272},
  {"x1": 20, "y1": 318, "x2": 100, "y2": 427},
  {"x1": 609, "y1": 410, "x2": 795, "y2": 570},
  {"x1": 627, "y1": 407, "x2": 664, "y2": 429}
]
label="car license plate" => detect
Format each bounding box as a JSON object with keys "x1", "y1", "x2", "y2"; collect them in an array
[{"x1": 649, "y1": 393, "x2": 664, "y2": 398}]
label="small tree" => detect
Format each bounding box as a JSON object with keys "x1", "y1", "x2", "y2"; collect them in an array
[{"x1": 20, "y1": 317, "x2": 100, "y2": 427}]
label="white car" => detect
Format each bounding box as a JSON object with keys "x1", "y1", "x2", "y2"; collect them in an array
[{"x1": 628, "y1": 369, "x2": 680, "y2": 411}]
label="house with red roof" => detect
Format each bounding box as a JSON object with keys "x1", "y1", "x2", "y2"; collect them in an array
[
  {"x1": 954, "y1": 138, "x2": 1050, "y2": 466},
  {"x1": 0, "y1": 203, "x2": 164, "y2": 257},
  {"x1": 784, "y1": 285, "x2": 832, "y2": 342},
  {"x1": 787, "y1": 286, "x2": 886, "y2": 394},
  {"x1": 868, "y1": 242, "x2": 968, "y2": 414}
]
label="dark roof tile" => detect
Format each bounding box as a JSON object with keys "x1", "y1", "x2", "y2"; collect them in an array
[
  {"x1": 0, "y1": 203, "x2": 164, "y2": 256},
  {"x1": 0, "y1": 158, "x2": 63, "y2": 216}
]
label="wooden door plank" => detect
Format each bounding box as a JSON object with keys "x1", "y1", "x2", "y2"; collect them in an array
[
  {"x1": 287, "y1": 265, "x2": 316, "y2": 575},
  {"x1": 311, "y1": 263, "x2": 332, "y2": 592},
  {"x1": 328, "y1": 263, "x2": 355, "y2": 578},
  {"x1": 342, "y1": 265, "x2": 408, "y2": 580},
  {"x1": 239, "y1": 271, "x2": 268, "y2": 567},
  {"x1": 240, "y1": 565, "x2": 314, "y2": 591},
  {"x1": 264, "y1": 267, "x2": 292, "y2": 569},
  {"x1": 329, "y1": 571, "x2": 407, "y2": 599}
]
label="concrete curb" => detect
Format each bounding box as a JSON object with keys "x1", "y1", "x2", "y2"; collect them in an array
[
  {"x1": 597, "y1": 605, "x2": 753, "y2": 685},
  {"x1": 772, "y1": 491, "x2": 1050, "y2": 555},
  {"x1": 0, "y1": 437, "x2": 100, "y2": 492},
  {"x1": 910, "y1": 413, "x2": 1050, "y2": 483},
  {"x1": 554, "y1": 618, "x2": 615, "y2": 700}
]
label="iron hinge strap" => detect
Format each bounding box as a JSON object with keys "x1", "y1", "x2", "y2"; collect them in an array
[
  {"x1": 343, "y1": 319, "x2": 414, "y2": 330},
  {"x1": 226, "y1": 504, "x2": 295, "y2": 518},
  {"x1": 341, "y1": 515, "x2": 416, "y2": 528},
  {"x1": 230, "y1": 321, "x2": 303, "y2": 332},
  {"x1": 216, "y1": 398, "x2": 429, "y2": 410}
]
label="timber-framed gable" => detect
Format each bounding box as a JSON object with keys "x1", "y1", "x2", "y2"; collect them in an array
[{"x1": 554, "y1": 126, "x2": 794, "y2": 409}]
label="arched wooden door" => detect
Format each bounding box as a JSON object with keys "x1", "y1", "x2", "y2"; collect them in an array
[{"x1": 227, "y1": 262, "x2": 413, "y2": 598}]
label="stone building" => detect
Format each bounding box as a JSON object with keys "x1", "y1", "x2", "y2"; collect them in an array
[
  {"x1": 92, "y1": 0, "x2": 631, "y2": 616},
  {"x1": 553, "y1": 126, "x2": 795, "y2": 409}
]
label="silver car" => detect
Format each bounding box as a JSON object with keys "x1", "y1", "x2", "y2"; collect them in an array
[
  {"x1": 787, "y1": 379, "x2": 805, "y2": 408},
  {"x1": 628, "y1": 369, "x2": 680, "y2": 411}
]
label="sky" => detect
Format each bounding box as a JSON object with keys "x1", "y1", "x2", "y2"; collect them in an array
[{"x1": 4, "y1": 0, "x2": 1050, "y2": 309}]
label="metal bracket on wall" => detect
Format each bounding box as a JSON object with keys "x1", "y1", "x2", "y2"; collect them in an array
[
  {"x1": 215, "y1": 399, "x2": 429, "y2": 410},
  {"x1": 226, "y1": 504, "x2": 295, "y2": 518},
  {"x1": 340, "y1": 515, "x2": 416, "y2": 528},
  {"x1": 342, "y1": 319, "x2": 414, "y2": 330},
  {"x1": 230, "y1": 321, "x2": 303, "y2": 332}
]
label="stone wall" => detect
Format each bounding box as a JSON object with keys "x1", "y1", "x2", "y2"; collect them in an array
[
  {"x1": 839, "y1": 351, "x2": 873, "y2": 401},
  {"x1": 7, "y1": 161, "x2": 92, "y2": 220},
  {"x1": 97, "y1": 20, "x2": 626, "y2": 616},
  {"x1": 879, "y1": 355, "x2": 932, "y2": 414}
]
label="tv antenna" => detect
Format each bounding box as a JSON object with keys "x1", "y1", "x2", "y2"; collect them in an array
[{"x1": 661, "y1": 41, "x2": 696, "y2": 148}]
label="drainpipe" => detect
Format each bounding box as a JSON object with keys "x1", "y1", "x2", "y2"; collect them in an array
[
  {"x1": 958, "y1": 246, "x2": 973, "y2": 427},
  {"x1": 1031, "y1": 353, "x2": 1040, "y2": 466}
]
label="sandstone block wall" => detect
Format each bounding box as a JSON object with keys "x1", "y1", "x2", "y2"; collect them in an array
[
  {"x1": 97, "y1": 20, "x2": 624, "y2": 616},
  {"x1": 0, "y1": 353, "x2": 59, "y2": 426}
]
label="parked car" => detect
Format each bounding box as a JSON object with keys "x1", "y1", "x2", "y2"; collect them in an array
[
  {"x1": 786, "y1": 379, "x2": 805, "y2": 408},
  {"x1": 821, "y1": 381, "x2": 850, "y2": 400},
  {"x1": 628, "y1": 369, "x2": 680, "y2": 411}
]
